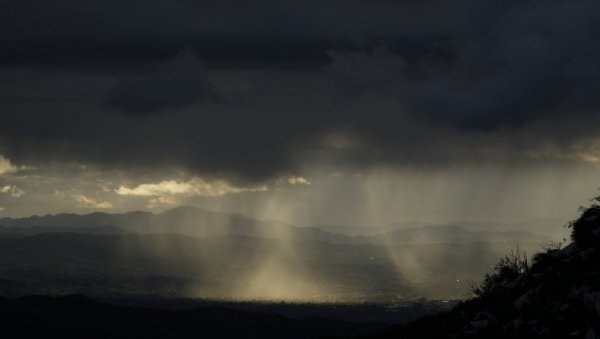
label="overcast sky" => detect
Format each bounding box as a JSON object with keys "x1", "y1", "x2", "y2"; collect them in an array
[{"x1": 1, "y1": 0, "x2": 600, "y2": 230}]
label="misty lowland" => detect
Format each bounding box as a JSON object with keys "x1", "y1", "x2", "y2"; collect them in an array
[
  {"x1": 0, "y1": 207, "x2": 560, "y2": 302},
  {"x1": 4, "y1": 202, "x2": 600, "y2": 338}
]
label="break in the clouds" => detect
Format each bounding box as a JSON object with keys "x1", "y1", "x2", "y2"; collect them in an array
[
  {"x1": 116, "y1": 178, "x2": 267, "y2": 199},
  {"x1": 71, "y1": 194, "x2": 113, "y2": 210},
  {"x1": 0, "y1": 156, "x2": 18, "y2": 176},
  {"x1": 1, "y1": 185, "x2": 25, "y2": 198},
  {"x1": 114, "y1": 177, "x2": 269, "y2": 209},
  {"x1": 1, "y1": 0, "x2": 600, "y2": 222}
]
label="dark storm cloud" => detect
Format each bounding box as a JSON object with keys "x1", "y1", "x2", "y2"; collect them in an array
[
  {"x1": 1, "y1": 0, "x2": 600, "y2": 183},
  {"x1": 407, "y1": 0, "x2": 600, "y2": 129},
  {"x1": 0, "y1": 0, "x2": 456, "y2": 70},
  {"x1": 107, "y1": 49, "x2": 218, "y2": 114}
]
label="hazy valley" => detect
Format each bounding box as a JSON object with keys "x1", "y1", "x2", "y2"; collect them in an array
[{"x1": 0, "y1": 208, "x2": 557, "y2": 303}]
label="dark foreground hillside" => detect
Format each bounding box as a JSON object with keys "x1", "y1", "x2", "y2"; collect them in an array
[
  {"x1": 0, "y1": 294, "x2": 384, "y2": 339},
  {"x1": 362, "y1": 199, "x2": 600, "y2": 339}
]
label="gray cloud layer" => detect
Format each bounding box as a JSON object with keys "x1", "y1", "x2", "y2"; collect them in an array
[{"x1": 1, "y1": 0, "x2": 600, "y2": 183}]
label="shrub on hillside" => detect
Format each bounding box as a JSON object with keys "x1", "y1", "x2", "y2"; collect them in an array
[
  {"x1": 568, "y1": 195, "x2": 600, "y2": 248},
  {"x1": 471, "y1": 247, "x2": 529, "y2": 298}
]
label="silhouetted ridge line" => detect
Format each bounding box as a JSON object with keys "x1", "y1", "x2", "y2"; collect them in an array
[
  {"x1": 0, "y1": 294, "x2": 383, "y2": 339},
  {"x1": 361, "y1": 195, "x2": 600, "y2": 338}
]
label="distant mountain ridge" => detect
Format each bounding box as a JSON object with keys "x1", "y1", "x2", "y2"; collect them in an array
[
  {"x1": 0, "y1": 207, "x2": 554, "y2": 245},
  {"x1": 360, "y1": 224, "x2": 554, "y2": 245},
  {"x1": 0, "y1": 207, "x2": 351, "y2": 243}
]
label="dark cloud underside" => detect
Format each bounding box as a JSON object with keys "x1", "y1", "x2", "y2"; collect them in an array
[{"x1": 1, "y1": 0, "x2": 600, "y2": 183}]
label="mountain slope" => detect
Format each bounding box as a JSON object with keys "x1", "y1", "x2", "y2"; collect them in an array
[{"x1": 363, "y1": 199, "x2": 600, "y2": 338}]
